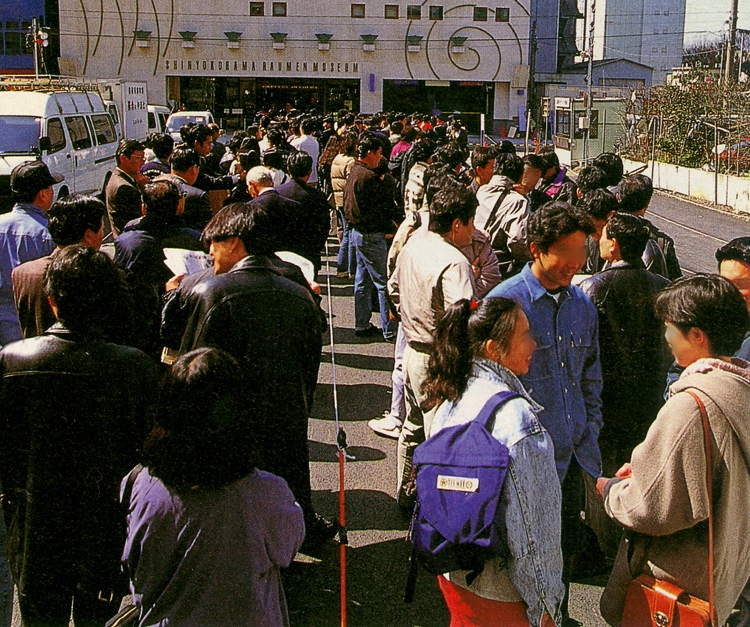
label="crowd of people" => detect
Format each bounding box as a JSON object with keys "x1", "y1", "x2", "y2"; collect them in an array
[{"x1": 0, "y1": 106, "x2": 747, "y2": 627}]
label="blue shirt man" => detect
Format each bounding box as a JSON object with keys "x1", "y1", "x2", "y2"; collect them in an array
[
  {"x1": 487, "y1": 203, "x2": 603, "y2": 482},
  {"x1": 0, "y1": 162, "x2": 60, "y2": 346}
]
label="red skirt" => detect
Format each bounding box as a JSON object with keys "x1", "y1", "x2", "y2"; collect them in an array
[{"x1": 437, "y1": 575, "x2": 554, "y2": 627}]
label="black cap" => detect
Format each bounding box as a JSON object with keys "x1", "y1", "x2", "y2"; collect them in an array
[{"x1": 10, "y1": 160, "x2": 64, "y2": 195}]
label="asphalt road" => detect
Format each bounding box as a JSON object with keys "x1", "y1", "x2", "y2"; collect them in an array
[{"x1": 292, "y1": 193, "x2": 749, "y2": 627}]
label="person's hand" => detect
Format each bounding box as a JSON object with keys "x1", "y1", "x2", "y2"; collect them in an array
[
  {"x1": 615, "y1": 463, "x2": 633, "y2": 479},
  {"x1": 166, "y1": 274, "x2": 186, "y2": 292},
  {"x1": 135, "y1": 171, "x2": 150, "y2": 189},
  {"x1": 309, "y1": 281, "x2": 321, "y2": 295},
  {"x1": 471, "y1": 260, "x2": 481, "y2": 280},
  {"x1": 596, "y1": 477, "x2": 610, "y2": 499}
]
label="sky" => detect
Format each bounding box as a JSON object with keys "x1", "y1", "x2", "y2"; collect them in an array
[{"x1": 685, "y1": 0, "x2": 749, "y2": 44}]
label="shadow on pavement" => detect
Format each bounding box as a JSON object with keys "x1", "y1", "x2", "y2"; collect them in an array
[
  {"x1": 312, "y1": 489, "x2": 406, "y2": 532},
  {"x1": 320, "y1": 351, "x2": 395, "y2": 373},
  {"x1": 312, "y1": 383, "x2": 392, "y2": 422},
  {"x1": 308, "y1": 441, "x2": 387, "y2": 463},
  {"x1": 284, "y1": 537, "x2": 449, "y2": 627}
]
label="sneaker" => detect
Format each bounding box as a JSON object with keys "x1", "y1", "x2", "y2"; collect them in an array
[{"x1": 368, "y1": 411, "x2": 403, "y2": 439}]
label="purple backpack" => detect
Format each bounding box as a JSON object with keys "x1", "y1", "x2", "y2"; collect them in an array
[{"x1": 405, "y1": 391, "x2": 518, "y2": 597}]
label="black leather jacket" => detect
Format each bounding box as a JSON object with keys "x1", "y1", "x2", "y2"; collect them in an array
[
  {"x1": 160, "y1": 255, "x2": 323, "y2": 514},
  {"x1": 580, "y1": 261, "x2": 671, "y2": 446},
  {"x1": 0, "y1": 324, "x2": 158, "y2": 599}
]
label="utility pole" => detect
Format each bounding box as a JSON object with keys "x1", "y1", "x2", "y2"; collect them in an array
[
  {"x1": 727, "y1": 0, "x2": 739, "y2": 82},
  {"x1": 584, "y1": 0, "x2": 595, "y2": 164},
  {"x1": 26, "y1": 19, "x2": 49, "y2": 80},
  {"x1": 525, "y1": 20, "x2": 537, "y2": 155}
]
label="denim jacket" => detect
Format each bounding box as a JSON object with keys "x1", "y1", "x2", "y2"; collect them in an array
[
  {"x1": 432, "y1": 359, "x2": 564, "y2": 627},
  {"x1": 0, "y1": 203, "x2": 55, "y2": 346},
  {"x1": 487, "y1": 262, "x2": 603, "y2": 481}
]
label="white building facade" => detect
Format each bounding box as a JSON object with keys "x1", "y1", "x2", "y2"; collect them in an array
[
  {"x1": 592, "y1": 0, "x2": 686, "y2": 84},
  {"x1": 58, "y1": 0, "x2": 531, "y2": 132}
]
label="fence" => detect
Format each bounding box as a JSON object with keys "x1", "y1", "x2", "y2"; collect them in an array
[{"x1": 622, "y1": 157, "x2": 750, "y2": 215}]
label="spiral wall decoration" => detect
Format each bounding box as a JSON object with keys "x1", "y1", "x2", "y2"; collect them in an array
[{"x1": 404, "y1": 2, "x2": 526, "y2": 82}]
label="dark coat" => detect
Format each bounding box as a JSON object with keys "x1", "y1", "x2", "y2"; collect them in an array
[
  {"x1": 153, "y1": 173, "x2": 213, "y2": 232},
  {"x1": 247, "y1": 189, "x2": 305, "y2": 256},
  {"x1": 166, "y1": 255, "x2": 322, "y2": 516},
  {"x1": 115, "y1": 215, "x2": 202, "y2": 360},
  {"x1": 275, "y1": 179, "x2": 331, "y2": 272},
  {"x1": 106, "y1": 169, "x2": 142, "y2": 237},
  {"x1": 0, "y1": 325, "x2": 158, "y2": 600},
  {"x1": 580, "y1": 260, "x2": 670, "y2": 466},
  {"x1": 343, "y1": 161, "x2": 400, "y2": 234}
]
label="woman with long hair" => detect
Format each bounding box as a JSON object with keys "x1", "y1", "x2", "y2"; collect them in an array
[
  {"x1": 122, "y1": 348, "x2": 305, "y2": 626},
  {"x1": 425, "y1": 298, "x2": 563, "y2": 627}
]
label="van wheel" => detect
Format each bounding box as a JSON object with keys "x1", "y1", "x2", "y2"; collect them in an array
[{"x1": 57, "y1": 187, "x2": 69, "y2": 200}]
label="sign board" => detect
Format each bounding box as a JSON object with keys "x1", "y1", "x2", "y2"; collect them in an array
[{"x1": 554, "y1": 97, "x2": 571, "y2": 110}]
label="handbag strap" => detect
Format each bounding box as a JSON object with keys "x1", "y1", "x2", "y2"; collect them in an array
[{"x1": 685, "y1": 390, "x2": 717, "y2": 626}]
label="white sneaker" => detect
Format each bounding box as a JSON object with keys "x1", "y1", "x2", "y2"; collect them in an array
[{"x1": 368, "y1": 412, "x2": 403, "y2": 439}]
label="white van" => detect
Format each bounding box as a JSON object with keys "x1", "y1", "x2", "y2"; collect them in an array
[
  {"x1": 148, "y1": 105, "x2": 171, "y2": 135},
  {"x1": 0, "y1": 86, "x2": 118, "y2": 213}
]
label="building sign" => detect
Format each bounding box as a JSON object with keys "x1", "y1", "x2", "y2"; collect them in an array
[{"x1": 164, "y1": 58, "x2": 360, "y2": 75}]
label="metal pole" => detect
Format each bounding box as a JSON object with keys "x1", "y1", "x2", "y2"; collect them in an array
[
  {"x1": 727, "y1": 0, "x2": 739, "y2": 82},
  {"x1": 715, "y1": 119, "x2": 719, "y2": 205},
  {"x1": 31, "y1": 18, "x2": 40, "y2": 80},
  {"x1": 584, "y1": 0, "x2": 596, "y2": 165}
]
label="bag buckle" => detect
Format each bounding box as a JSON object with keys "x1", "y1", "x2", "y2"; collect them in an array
[{"x1": 653, "y1": 611, "x2": 670, "y2": 627}]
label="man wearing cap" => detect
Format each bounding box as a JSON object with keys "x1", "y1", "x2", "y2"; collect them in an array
[{"x1": 0, "y1": 161, "x2": 60, "y2": 345}]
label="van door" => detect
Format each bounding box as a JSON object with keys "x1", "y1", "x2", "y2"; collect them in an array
[
  {"x1": 44, "y1": 117, "x2": 73, "y2": 195},
  {"x1": 64, "y1": 115, "x2": 97, "y2": 194},
  {"x1": 89, "y1": 113, "x2": 118, "y2": 192}
]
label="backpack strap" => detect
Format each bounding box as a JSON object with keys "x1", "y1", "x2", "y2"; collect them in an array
[{"x1": 475, "y1": 391, "x2": 521, "y2": 431}]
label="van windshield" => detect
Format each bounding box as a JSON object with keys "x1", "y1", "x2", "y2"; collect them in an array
[
  {"x1": 0, "y1": 116, "x2": 42, "y2": 154},
  {"x1": 166, "y1": 114, "x2": 208, "y2": 133}
]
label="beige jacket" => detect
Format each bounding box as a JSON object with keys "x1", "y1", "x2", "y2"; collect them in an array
[
  {"x1": 604, "y1": 358, "x2": 750, "y2": 626},
  {"x1": 330, "y1": 153, "x2": 356, "y2": 210}
]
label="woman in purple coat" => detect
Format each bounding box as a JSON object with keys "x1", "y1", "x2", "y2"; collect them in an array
[{"x1": 121, "y1": 348, "x2": 305, "y2": 627}]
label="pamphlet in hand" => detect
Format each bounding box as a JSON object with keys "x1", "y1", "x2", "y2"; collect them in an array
[{"x1": 163, "y1": 248, "x2": 213, "y2": 276}]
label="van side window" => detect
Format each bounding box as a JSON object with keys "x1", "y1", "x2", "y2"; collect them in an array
[
  {"x1": 90, "y1": 114, "x2": 116, "y2": 145},
  {"x1": 108, "y1": 104, "x2": 119, "y2": 126},
  {"x1": 46, "y1": 118, "x2": 66, "y2": 154},
  {"x1": 148, "y1": 112, "x2": 156, "y2": 129},
  {"x1": 65, "y1": 116, "x2": 92, "y2": 150}
]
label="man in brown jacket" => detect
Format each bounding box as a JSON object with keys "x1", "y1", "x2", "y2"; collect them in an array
[{"x1": 597, "y1": 275, "x2": 750, "y2": 627}]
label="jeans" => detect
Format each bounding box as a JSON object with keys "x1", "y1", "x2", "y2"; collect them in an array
[
  {"x1": 337, "y1": 211, "x2": 356, "y2": 276},
  {"x1": 351, "y1": 229, "x2": 395, "y2": 339},
  {"x1": 389, "y1": 324, "x2": 407, "y2": 418}
]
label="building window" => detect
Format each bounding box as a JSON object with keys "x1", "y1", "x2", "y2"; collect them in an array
[
  {"x1": 655, "y1": 10, "x2": 660, "y2": 15},
  {"x1": 556, "y1": 110, "x2": 571, "y2": 137},
  {"x1": 385, "y1": 4, "x2": 399, "y2": 18},
  {"x1": 662, "y1": 28, "x2": 668, "y2": 34},
  {"x1": 495, "y1": 7, "x2": 509, "y2": 21},
  {"x1": 652, "y1": 47, "x2": 658, "y2": 53},
  {"x1": 407, "y1": 5, "x2": 421, "y2": 19},
  {"x1": 4, "y1": 31, "x2": 22, "y2": 56},
  {"x1": 429, "y1": 6, "x2": 443, "y2": 19},
  {"x1": 272, "y1": 2, "x2": 286, "y2": 16},
  {"x1": 351, "y1": 3, "x2": 365, "y2": 18},
  {"x1": 662, "y1": 46, "x2": 668, "y2": 53},
  {"x1": 664, "y1": 10, "x2": 670, "y2": 16},
  {"x1": 249, "y1": 2, "x2": 264, "y2": 16},
  {"x1": 474, "y1": 7, "x2": 488, "y2": 21}
]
